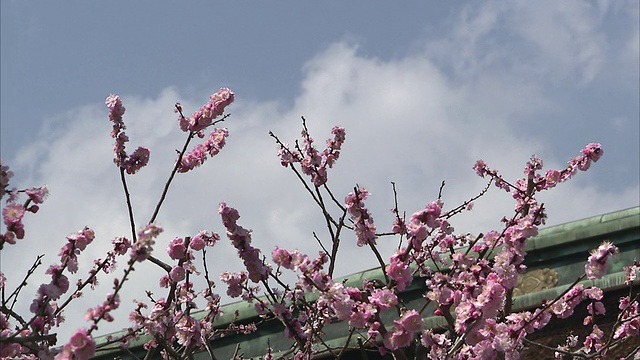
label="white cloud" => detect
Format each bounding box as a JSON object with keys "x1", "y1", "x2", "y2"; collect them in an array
[{"x1": 1, "y1": 1, "x2": 638, "y2": 345}]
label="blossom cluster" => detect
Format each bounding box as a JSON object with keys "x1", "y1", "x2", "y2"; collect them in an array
[
  {"x1": 121, "y1": 227, "x2": 223, "y2": 357},
  {"x1": 130, "y1": 224, "x2": 163, "y2": 262},
  {"x1": 345, "y1": 187, "x2": 377, "y2": 247},
  {"x1": 0, "y1": 225, "x2": 99, "y2": 359},
  {"x1": 105, "y1": 94, "x2": 150, "y2": 174},
  {"x1": 277, "y1": 125, "x2": 346, "y2": 186},
  {"x1": 219, "y1": 202, "x2": 271, "y2": 283},
  {"x1": 0, "y1": 161, "x2": 49, "y2": 247},
  {"x1": 177, "y1": 128, "x2": 229, "y2": 173},
  {"x1": 177, "y1": 88, "x2": 234, "y2": 134}
]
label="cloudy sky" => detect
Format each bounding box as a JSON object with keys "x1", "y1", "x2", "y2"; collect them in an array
[{"x1": 1, "y1": 1, "x2": 639, "y2": 343}]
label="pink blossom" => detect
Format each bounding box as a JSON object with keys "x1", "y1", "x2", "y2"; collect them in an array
[
  {"x1": 220, "y1": 271, "x2": 248, "y2": 298},
  {"x1": 368, "y1": 288, "x2": 398, "y2": 310},
  {"x1": 3, "y1": 203, "x2": 25, "y2": 227},
  {"x1": 190, "y1": 230, "x2": 218, "y2": 251},
  {"x1": 348, "y1": 303, "x2": 376, "y2": 328},
  {"x1": 169, "y1": 266, "x2": 186, "y2": 282},
  {"x1": 544, "y1": 169, "x2": 561, "y2": 187},
  {"x1": 585, "y1": 241, "x2": 619, "y2": 280},
  {"x1": 167, "y1": 237, "x2": 187, "y2": 260},
  {"x1": 66, "y1": 227, "x2": 95, "y2": 251},
  {"x1": 387, "y1": 251, "x2": 412, "y2": 291},
  {"x1": 581, "y1": 143, "x2": 603, "y2": 162},
  {"x1": 124, "y1": 146, "x2": 150, "y2": 174},
  {"x1": 56, "y1": 328, "x2": 95, "y2": 360},
  {"x1": 112, "y1": 236, "x2": 131, "y2": 255},
  {"x1": 476, "y1": 274, "x2": 506, "y2": 318},
  {"x1": 623, "y1": 261, "x2": 639, "y2": 285},
  {"x1": 130, "y1": 224, "x2": 163, "y2": 262},
  {"x1": 85, "y1": 294, "x2": 120, "y2": 323},
  {"x1": 39, "y1": 266, "x2": 70, "y2": 300},
  {"x1": 613, "y1": 296, "x2": 640, "y2": 339},
  {"x1": 276, "y1": 125, "x2": 346, "y2": 186},
  {"x1": 398, "y1": 309, "x2": 423, "y2": 332},
  {"x1": 583, "y1": 324, "x2": 604, "y2": 353},
  {"x1": 272, "y1": 246, "x2": 295, "y2": 269},
  {"x1": 455, "y1": 301, "x2": 481, "y2": 333},
  {"x1": 277, "y1": 146, "x2": 300, "y2": 167},
  {"x1": 25, "y1": 186, "x2": 49, "y2": 204},
  {"x1": 412, "y1": 201, "x2": 442, "y2": 229},
  {"x1": 473, "y1": 159, "x2": 488, "y2": 177},
  {"x1": 383, "y1": 326, "x2": 412, "y2": 350}
]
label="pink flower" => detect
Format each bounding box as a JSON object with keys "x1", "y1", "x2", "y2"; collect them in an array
[
  {"x1": 124, "y1": 146, "x2": 150, "y2": 174},
  {"x1": 112, "y1": 236, "x2": 131, "y2": 255},
  {"x1": 25, "y1": 186, "x2": 49, "y2": 204},
  {"x1": 412, "y1": 201, "x2": 442, "y2": 229},
  {"x1": 170, "y1": 266, "x2": 186, "y2": 282},
  {"x1": 585, "y1": 241, "x2": 618, "y2": 280},
  {"x1": 220, "y1": 271, "x2": 247, "y2": 298},
  {"x1": 387, "y1": 251, "x2": 412, "y2": 291},
  {"x1": 190, "y1": 230, "x2": 217, "y2": 251},
  {"x1": 369, "y1": 288, "x2": 398, "y2": 310},
  {"x1": 383, "y1": 326, "x2": 413, "y2": 350},
  {"x1": 66, "y1": 227, "x2": 95, "y2": 251},
  {"x1": 3, "y1": 203, "x2": 25, "y2": 227},
  {"x1": 581, "y1": 143, "x2": 603, "y2": 163},
  {"x1": 398, "y1": 309, "x2": 423, "y2": 333},
  {"x1": 544, "y1": 169, "x2": 561, "y2": 187},
  {"x1": 56, "y1": 328, "x2": 95, "y2": 360},
  {"x1": 623, "y1": 261, "x2": 639, "y2": 285},
  {"x1": 272, "y1": 246, "x2": 294, "y2": 269},
  {"x1": 130, "y1": 224, "x2": 163, "y2": 262},
  {"x1": 68, "y1": 328, "x2": 96, "y2": 360},
  {"x1": 348, "y1": 303, "x2": 376, "y2": 328},
  {"x1": 613, "y1": 296, "x2": 639, "y2": 339},
  {"x1": 167, "y1": 237, "x2": 187, "y2": 260},
  {"x1": 583, "y1": 324, "x2": 604, "y2": 353},
  {"x1": 473, "y1": 159, "x2": 488, "y2": 177}
]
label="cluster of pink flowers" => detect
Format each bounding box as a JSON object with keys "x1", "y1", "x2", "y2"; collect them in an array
[
  {"x1": 0, "y1": 224, "x2": 104, "y2": 359},
  {"x1": 0, "y1": 161, "x2": 12, "y2": 198},
  {"x1": 177, "y1": 128, "x2": 229, "y2": 172},
  {"x1": 130, "y1": 224, "x2": 163, "y2": 262},
  {"x1": 177, "y1": 88, "x2": 234, "y2": 134},
  {"x1": 584, "y1": 241, "x2": 619, "y2": 280},
  {"x1": 219, "y1": 202, "x2": 270, "y2": 283},
  {"x1": 0, "y1": 162, "x2": 48, "y2": 247},
  {"x1": 345, "y1": 187, "x2": 377, "y2": 247},
  {"x1": 383, "y1": 309, "x2": 423, "y2": 350},
  {"x1": 55, "y1": 328, "x2": 95, "y2": 360},
  {"x1": 105, "y1": 94, "x2": 150, "y2": 174},
  {"x1": 4, "y1": 88, "x2": 639, "y2": 360},
  {"x1": 277, "y1": 125, "x2": 346, "y2": 186}
]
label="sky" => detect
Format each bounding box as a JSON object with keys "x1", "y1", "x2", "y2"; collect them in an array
[{"x1": 1, "y1": 0, "x2": 639, "y2": 345}]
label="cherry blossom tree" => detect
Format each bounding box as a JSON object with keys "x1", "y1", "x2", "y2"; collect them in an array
[{"x1": 1, "y1": 89, "x2": 638, "y2": 360}]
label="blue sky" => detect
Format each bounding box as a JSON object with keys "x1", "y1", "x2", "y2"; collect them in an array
[{"x1": 1, "y1": 1, "x2": 639, "y2": 342}]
